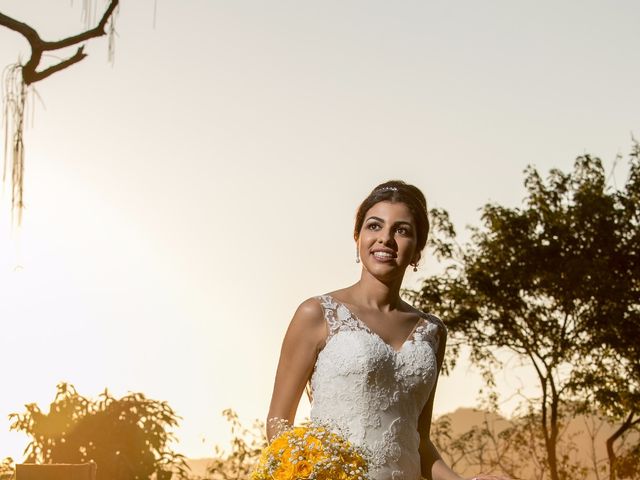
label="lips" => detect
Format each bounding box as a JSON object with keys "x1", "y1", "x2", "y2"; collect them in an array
[{"x1": 371, "y1": 250, "x2": 396, "y2": 260}]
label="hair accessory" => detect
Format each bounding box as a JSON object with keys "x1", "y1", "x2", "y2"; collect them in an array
[
  {"x1": 374, "y1": 185, "x2": 427, "y2": 214},
  {"x1": 375, "y1": 186, "x2": 399, "y2": 193}
]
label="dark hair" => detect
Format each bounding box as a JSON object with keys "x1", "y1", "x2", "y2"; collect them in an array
[{"x1": 354, "y1": 180, "x2": 429, "y2": 252}]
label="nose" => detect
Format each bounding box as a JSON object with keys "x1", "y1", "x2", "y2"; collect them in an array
[{"x1": 377, "y1": 227, "x2": 395, "y2": 244}]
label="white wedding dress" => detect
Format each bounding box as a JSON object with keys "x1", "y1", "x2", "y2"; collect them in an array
[{"x1": 307, "y1": 294, "x2": 446, "y2": 480}]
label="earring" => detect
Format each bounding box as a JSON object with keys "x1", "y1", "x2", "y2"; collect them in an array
[
  {"x1": 412, "y1": 263, "x2": 418, "y2": 272},
  {"x1": 356, "y1": 250, "x2": 360, "y2": 263}
]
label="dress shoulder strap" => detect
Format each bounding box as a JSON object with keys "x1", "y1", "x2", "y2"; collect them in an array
[
  {"x1": 414, "y1": 311, "x2": 447, "y2": 355},
  {"x1": 306, "y1": 294, "x2": 344, "y2": 404},
  {"x1": 314, "y1": 294, "x2": 342, "y2": 341}
]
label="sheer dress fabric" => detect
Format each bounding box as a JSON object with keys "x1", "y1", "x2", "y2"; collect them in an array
[{"x1": 308, "y1": 294, "x2": 446, "y2": 480}]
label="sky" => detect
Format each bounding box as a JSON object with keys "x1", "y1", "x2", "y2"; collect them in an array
[{"x1": 0, "y1": 0, "x2": 639, "y2": 461}]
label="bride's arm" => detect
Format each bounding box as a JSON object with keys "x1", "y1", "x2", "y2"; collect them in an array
[
  {"x1": 417, "y1": 324, "x2": 510, "y2": 480},
  {"x1": 417, "y1": 322, "x2": 463, "y2": 480},
  {"x1": 265, "y1": 297, "x2": 327, "y2": 442}
]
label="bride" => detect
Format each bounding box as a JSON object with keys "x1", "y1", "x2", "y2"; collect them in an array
[{"x1": 265, "y1": 180, "x2": 508, "y2": 480}]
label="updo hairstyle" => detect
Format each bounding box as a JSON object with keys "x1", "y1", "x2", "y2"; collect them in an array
[{"x1": 353, "y1": 180, "x2": 429, "y2": 253}]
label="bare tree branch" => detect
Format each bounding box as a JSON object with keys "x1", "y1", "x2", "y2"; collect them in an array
[
  {"x1": 42, "y1": 0, "x2": 119, "y2": 51},
  {"x1": 0, "y1": 1, "x2": 120, "y2": 225},
  {"x1": 0, "y1": 0, "x2": 119, "y2": 85},
  {"x1": 29, "y1": 46, "x2": 86, "y2": 83},
  {"x1": 0, "y1": 12, "x2": 40, "y2": 43}
]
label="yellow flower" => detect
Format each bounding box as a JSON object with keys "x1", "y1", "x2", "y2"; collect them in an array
[
  {"x1": 274, "y1": 459, "x2": 294, "y2": 480},
  {"x1": 271, "y1": 435, "x2": 289, "y2": 452},
  {"x1": 306, "y1": 448, "x2": 323, "y2": 463},
  {"x1": 293, "y1": 460, "x2": 313, "y2": 478},
  {"x1": 253, "y1": 423, "x2": 368, "y2": 480}
]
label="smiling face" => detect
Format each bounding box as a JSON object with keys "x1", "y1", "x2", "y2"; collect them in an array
[{"x1": 357, "y1": 201, "x2": 420, "y2": 280}]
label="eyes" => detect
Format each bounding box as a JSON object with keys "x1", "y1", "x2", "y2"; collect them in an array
[{"x1": 366, "y1": 222, "x2": 413, "y2": 236}]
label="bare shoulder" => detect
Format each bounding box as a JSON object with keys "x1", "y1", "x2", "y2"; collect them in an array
[
  {"x1": 292, "y1": 296, "x2": 326, "y2": 327},
  {"x1": 283, "y1": 296, "x2": 327, "y2": 351}
]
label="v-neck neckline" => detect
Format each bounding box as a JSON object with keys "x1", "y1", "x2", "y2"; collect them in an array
[{"x1": 326, "y1": 294, "x2": 424, "y2": 353}]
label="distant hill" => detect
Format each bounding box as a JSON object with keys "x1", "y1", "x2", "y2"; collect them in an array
[
  {"x1": 183, "y1": 458, "x2": 214, "y2": 478},
  {"x1": 433, "y1": 407, "x2": 637, "y2": 479}
]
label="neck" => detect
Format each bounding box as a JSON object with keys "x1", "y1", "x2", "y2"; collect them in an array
[{"x1": 352, "y1": 269, "x2": 404, "y2": 311}]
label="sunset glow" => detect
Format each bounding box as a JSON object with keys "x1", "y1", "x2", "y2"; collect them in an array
[{"x1": 1, "y1": 0, "x2": 639, "y2": 464}]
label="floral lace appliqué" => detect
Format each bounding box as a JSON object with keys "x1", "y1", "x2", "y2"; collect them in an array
[{"x1": 308, "y1": 294, "x2": 443, "y2": 480}]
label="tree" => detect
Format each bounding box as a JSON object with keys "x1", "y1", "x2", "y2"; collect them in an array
[
  {"x1": 571, "y1": 306, "x2": 640, "y2": 480},
  {"x1": 0, "y1": 0, "x2": 119, "y2": 224},
  {"x1": 9, "y1": 382, "x2": 189, "y2": 480},
  {"x1": 204, "y1": 409, "x2": 268, "y2": 480},
  {"x1": 430, "y1": 406, "x2": 587, "y2": 480},
  {"x1": 405, "y1": 145, "x2": 640, "y2": 480},
  {"x1": 568, "y1": 143, "x2": 640, "y2": 480},
  {"x1": 0, "y1": 457, "x2": 14, "y2": 480}
]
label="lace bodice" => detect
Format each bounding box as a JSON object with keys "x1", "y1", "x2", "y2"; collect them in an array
[{"x1": 308, "y1": 294, "x2": 445, "y2": 480}]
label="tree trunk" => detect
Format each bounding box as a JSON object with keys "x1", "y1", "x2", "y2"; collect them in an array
[
  {"x1": 547, "y1": 397, "x2": 560, "y2": 480},
  {"x1": 539, "y1": 377, "x2": 560, "y2": 480},
  {"x1": 606, "y1": 412, "x2": 636, "y2": 480}
]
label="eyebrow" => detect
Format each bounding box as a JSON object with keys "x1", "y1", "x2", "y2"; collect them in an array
[{"x1": 365, "y1": 216, "x2": 414, "y2": 227}]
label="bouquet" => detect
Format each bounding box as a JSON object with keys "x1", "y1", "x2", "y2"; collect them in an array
[{"x1": 251, "y1": 419, "x2": 369, "y2": 480}]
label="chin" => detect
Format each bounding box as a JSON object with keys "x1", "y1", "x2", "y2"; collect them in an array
[{"x1": 364, "y1": 264, "x2": 404, "y2": 280}]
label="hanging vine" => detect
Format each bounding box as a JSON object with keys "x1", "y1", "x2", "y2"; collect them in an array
[
  {"x1": 0, "y1": 0, "x2": 119, "y2": 225},
  {"x1": 2, "y1": 63, "x2": 26, "y2": 225}
]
